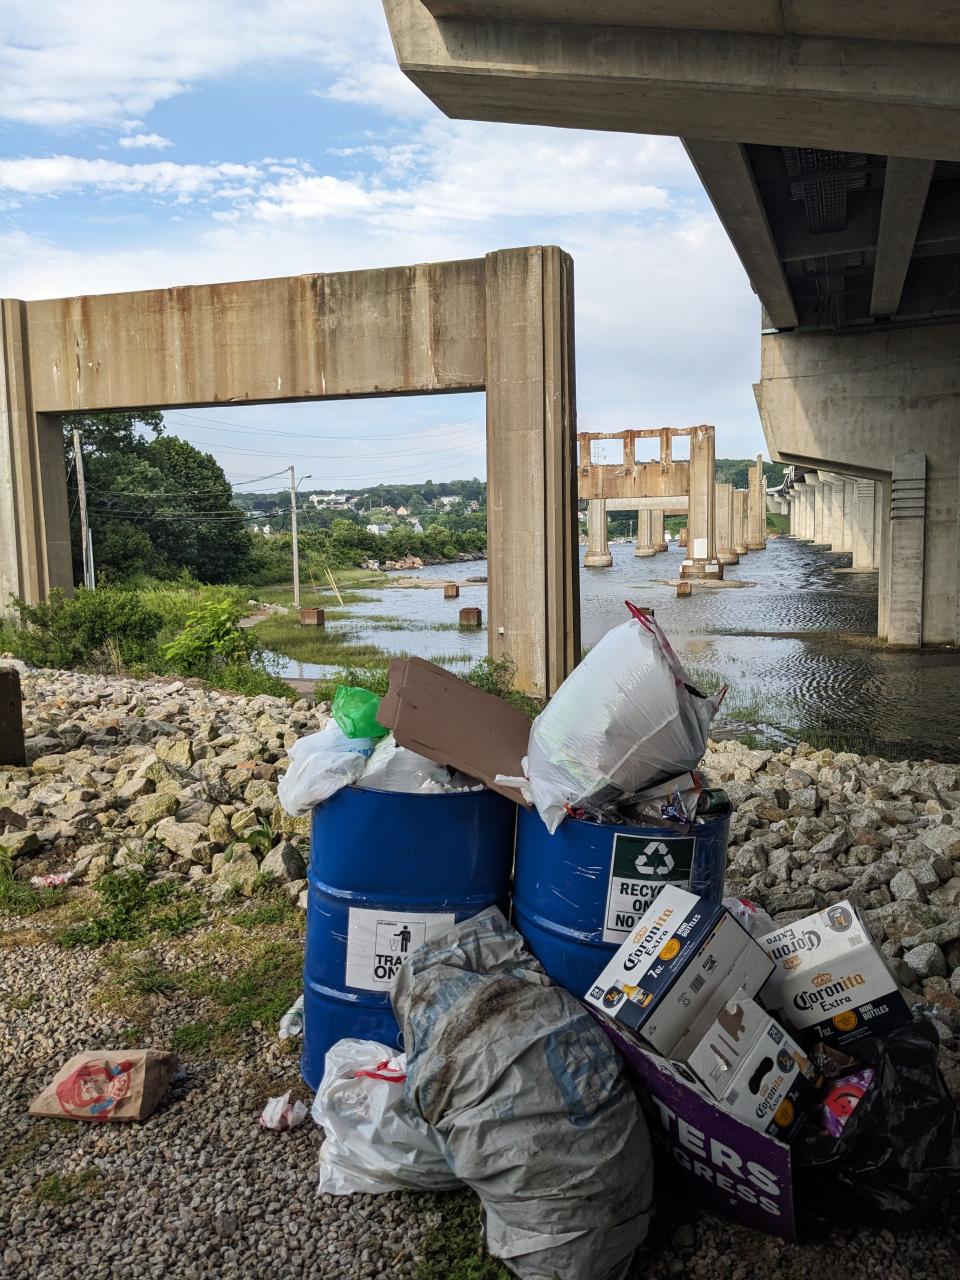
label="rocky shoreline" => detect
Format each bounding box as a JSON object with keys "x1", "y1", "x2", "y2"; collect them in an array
[{"x1": 2, "y1": 668, "x2": 959, "y2": 1279}]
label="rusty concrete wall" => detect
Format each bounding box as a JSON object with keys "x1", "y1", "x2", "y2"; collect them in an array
[{"x1": 25, "y1": 259, "x2": 487, "y2": 412}]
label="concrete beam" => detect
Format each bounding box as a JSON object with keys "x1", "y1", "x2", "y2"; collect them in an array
[
  {"x1": 26, "y1": 260, "x2": 488, "y2": 413},
  {"x1": 634, "y1": 508, "x2": 656, "y2": 557},
  {"x1": 870, "y1": 158, "x2": 936, "y2": 317},
  {"x1": 384, "y1": 0, "x2": 960, "y2": 160},
  {"x1": 684, "y1": 140, "x2": 798, "y2": 329},
  {"x1": 604, "y1": 496, "x2": 689, "y2": 513}
]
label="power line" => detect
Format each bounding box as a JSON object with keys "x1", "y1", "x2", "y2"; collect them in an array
[{"x1": 163, "y1": 408, "x2": 484, "y2": 442}]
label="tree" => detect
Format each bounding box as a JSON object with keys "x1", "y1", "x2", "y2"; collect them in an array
[{"x1": 68, "y1": 412, "x2": 251, "y2": 584}]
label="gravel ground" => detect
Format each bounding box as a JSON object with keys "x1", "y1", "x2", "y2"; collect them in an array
[{"x1": 2, "y1": 668, "x2": 959, "y2": 1279}]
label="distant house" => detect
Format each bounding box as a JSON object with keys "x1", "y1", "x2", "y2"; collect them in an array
[
  {"x1": 438, "y1": 495, "x2": 461, "y2": 510},
  {"x1": 408, "y1": 519, "x2": 424, "y2": 534},
  {"x1": 396, "y1": 505, "x2": 409, "y2": 517},
  {"x1": 466, "y1": 500, "x2": 480, "y2": 513},
  {"x1": 252, "y1": 523, "x2": 272, "y2": 536},
  {"x1": 366, "y1": 523, "x2": 392, "y2": 536}
]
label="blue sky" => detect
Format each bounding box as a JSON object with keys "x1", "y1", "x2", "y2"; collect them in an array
[{"x1": 0, "y1": 0, "x2": 763, "y2": 491}]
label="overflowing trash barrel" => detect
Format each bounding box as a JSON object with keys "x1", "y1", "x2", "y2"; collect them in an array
[
  {"x1": 512, "y1": 798, "x2": 731, "y2": 997},
  {"x1": 301, "y1": 783, "x2": 516, "y2": 1091}
]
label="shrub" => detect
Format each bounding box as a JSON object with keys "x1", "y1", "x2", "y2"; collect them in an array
[
  {"x1": 161, "y1": 599, "x2": 253, "y2": 674},
  {"x1": 10, "y1": 588, "x2": 163, "y2": 671}
]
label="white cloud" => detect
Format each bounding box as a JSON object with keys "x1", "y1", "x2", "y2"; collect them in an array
[
  {"x1": 0, "y1": 0, "x2": 403, "y2": 128},
  {"x1": 0, "y1": 155, "x2": 258, "y2": 197},
  {"x1": 118, "y1": 132, "x2": 173, "y2": 150}
]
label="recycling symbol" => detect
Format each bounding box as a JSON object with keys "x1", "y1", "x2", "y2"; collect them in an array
[{"x1": 634, "y1": 841, "x2": 674, "y2": 878}]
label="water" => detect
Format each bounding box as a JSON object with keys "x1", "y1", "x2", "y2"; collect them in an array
[{"x1": 272, "y1": 539, "x2": 960, "y2": 761}]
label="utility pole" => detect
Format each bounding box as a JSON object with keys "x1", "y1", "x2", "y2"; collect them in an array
[
  {"x1": 289, "y1": 465, "x2": 300, "y2": 610},
  {"x1": 73, "y1": 430, "x2": 95, "y2": 589}
]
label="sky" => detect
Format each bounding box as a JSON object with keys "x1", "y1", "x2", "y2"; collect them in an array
[{"x1": 0, "y1": 0, "x2": 763, "y2": 492}]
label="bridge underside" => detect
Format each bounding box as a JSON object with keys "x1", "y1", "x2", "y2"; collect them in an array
[{"x1": 384, "y1": 0, "x2": 960, "y2": 647}]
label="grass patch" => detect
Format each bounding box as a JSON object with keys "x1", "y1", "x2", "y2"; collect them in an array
[
  {"x1": 254, "y1": 613, "x2": 390, "y2": 667},
  {"x1": 57, "y1": 868, "x2": 205, "y2": 948},
  {"x1": 413, "y1": 1193, "x2": 511, "y2": 1280},
  {"x1": 34, "y1": 1168, "x2": 103, "y2": 1206},
  {"x1": 171, "y1": 939, "x2": 303, "y2": 1056},
  {"x1": 230, "y1": 878, "x2": 297, "y2": 927},
  {"x1": 0, "y1": 849, "x2": 67, "y2": 918}
]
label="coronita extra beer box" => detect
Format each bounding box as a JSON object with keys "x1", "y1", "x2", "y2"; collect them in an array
[
  {"x1": 686, "y1": 990, "x2": 818, "y2": 1139},
  {"x1": 758, "y1": 900, "x2": 911, "y2": 1046},
  {"x1": 584, "y1": 886, "x2": 775, "y2": 1057}
]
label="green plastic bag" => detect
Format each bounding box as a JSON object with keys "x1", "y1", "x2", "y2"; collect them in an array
[{"x1": 332, "y1": 685, "x2": 389, "y2": 741}]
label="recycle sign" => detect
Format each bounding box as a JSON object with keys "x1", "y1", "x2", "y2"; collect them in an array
[
  {"x1": 634, "y1": 840, "x2": 675, "y2": 878},
  {"x1": 603, "y1": 833, "x2": 695, "y2": 943}
]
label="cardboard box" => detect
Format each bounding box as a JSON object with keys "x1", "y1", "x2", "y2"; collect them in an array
[
  {"x1": 376, "y1": 657, "x2": 528, "y2": 805},
  {"x1": 584, "y1": 886, "x2": 775, "y2": 1057},
  {"x1": 759, "y1": 900, "x2": 911, "y2": 1046},
  {"x1": 685, "y1": 991, "x2": 818, "y2": 1139},
  {"x1": 599, "y1": 1016, "x2": 798, "y2": 1240}
]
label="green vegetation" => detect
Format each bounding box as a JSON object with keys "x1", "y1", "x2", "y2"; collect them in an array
[
  {"x1": 171, "y1": 938, "x2": 303, "y2": 1055},
  {"x1": 58, "y1": 867, "x2": 205, "y2": 947},
  {"x1": 0, "y1": 849, "x2": 67, "y2": 917},
  {"x1": 412, "y1": 1193, "x2": 511, "y2": 1280},
  {"x1": 766, "y1": 511, "x2": 789, "y2": 535},
  {"x1": 34, "y1": 1168, "x2": 104, "y2": 1206},
  {"x1": 9, "y1": 588, "x2": 163, "y2": 673}
]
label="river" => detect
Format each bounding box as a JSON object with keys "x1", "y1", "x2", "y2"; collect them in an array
[{"x1": 272, "y1": 537, "x2": 960, "y2": 761}]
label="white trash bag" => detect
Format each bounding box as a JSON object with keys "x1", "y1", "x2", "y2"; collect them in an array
[
  {"x1": 277, "y1": 723, "x2": 375, "y2": 816},
  {"x1": 312, "y1": 1039, "x2": 459, "y2": 1195},
  {"x1": 501, "y1": 606, "x2": 723, "y2": 833},
  {"x1": 357, "y1": 733, "x2": 475, "y2": 794}
]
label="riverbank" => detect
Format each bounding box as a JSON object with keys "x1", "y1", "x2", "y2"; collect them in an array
[{"x1": 2, "y1": 669, "x2": 959, "y2": 1279}]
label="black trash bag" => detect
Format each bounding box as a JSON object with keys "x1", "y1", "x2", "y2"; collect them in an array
[{"x1": 793, "y1": 1014, "x2": 960, "y2": 1228}]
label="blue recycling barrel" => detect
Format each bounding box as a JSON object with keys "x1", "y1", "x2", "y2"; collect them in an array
[
  {"x1": 513, "y1": 801, "x2": 730, "y2": 1000},
  {"x1": 301, "y1": 784, "x2": 516, "y2": 1091}
]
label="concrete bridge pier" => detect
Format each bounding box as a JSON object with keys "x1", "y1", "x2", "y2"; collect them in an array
[
  {"x1": 746, "y1": 454, "x2": 767, "y2": 550},
  {"x1": 733, "y1": 489, "x2": 749, "y2": 556},
  {"x1": 651, "y1": 509, "x2": 667, "y2": 552},
  {"x1": 680, "y1": 425, "x2": 722, "y2": 579},
  {"x1": 634, "y1": 507, "x2": 656, "y2": 557},
  {"x1": 852, "y1": 479, "x2": 879, "y2": 572},
  {"x1": 583, "y1": 498, "x2": 612, "y2": 567},
  {"x1": 715, "y1": 482, "x2": 739, "y2": 565}
]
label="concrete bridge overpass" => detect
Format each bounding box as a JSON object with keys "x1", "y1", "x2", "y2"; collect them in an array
[{"x1": 383, "y1": 0, "x2": 960, "y2": 648}]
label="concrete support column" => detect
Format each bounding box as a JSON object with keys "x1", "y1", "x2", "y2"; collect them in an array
[
  {"x1": 651, "y1": 509, "x2": 667, "y2": 552},
  {"x1": 715, "y1": 482, "x2": 739, "y2": 565},
  {"x1": 819, "y1": 476, "x2": 836, "y2": 548},
  {"x1": 798, "y1": 484, "x2": 815, "y2": 541},
  {"x1": 485, "y1": 246, "x2": 580, "y2": 695},
  {"x1": 583, "y1": 498, "x2": 612, "y2": 567},
  {"x1": 842, "y1": 480, "x2": 856, "y2": 553},
  {"x1": 882, "y1": 454, "x2": 927, "y2": 646},
  {"x1": 733, "y1": 489, "x2": 748, "y2": 555},
  {"x1": 851, "y1": 479, "x2": 877, "y2": 571},
  {"x1": 634, "y1": 507, "x2": 656, "y2": 557},
  {"x1": 1, "y1": 299, "x2": 73, "y2": 608},
  {"x1": 681, "y1": 425, "x2": 722, "y2": 578},
  {"x1": 873, "y1": 482, "x2": 883, "y2": 570},
  {"x1": 746, "y1": 454, "x2": 766, "y2": 550},
  {"x1": 830, "y1": 478, "x2": 846, "y2": 551},
  {"x1": 806, "y1": 476, "x2": 824, "y2": 544}
]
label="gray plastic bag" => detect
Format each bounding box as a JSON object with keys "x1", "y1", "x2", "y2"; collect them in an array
[{"x1": 392, "y1": 908, "x2": 653, "y2": 1280}]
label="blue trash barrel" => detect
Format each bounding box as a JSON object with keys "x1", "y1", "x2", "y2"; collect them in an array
[
  {"x1": 513, "y1": 801, "x2": 730, "y2": 999},
  {"x1": 301, "y1": 784, "x2": 516, "y2": 1091}
]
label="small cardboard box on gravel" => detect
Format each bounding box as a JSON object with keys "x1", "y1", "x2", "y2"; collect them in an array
[{"x1": 29, "y1": 1049, "x2": 177, "y2": 1122}]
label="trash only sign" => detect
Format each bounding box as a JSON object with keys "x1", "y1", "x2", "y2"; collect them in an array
[
  {"x1": 602, "y1": 833, "x2": 695, "y2": 942},
  {"x1": 345, "y1": 907, "x2": 455, "y2": 992}
]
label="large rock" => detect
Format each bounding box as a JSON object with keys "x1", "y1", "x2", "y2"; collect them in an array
[
  {"x1": 3, "y1": 829, "x2": 40, "y2": 857},
  {"x1": 890, "y1": 869, "x2": 923, "y2": 902},
  {"x1": 127, "y1": 792, "x2": 179, "y2": 826},
  {"x1": 155, "y1": 737, "x2": 194, "y2": 769},
  {"x1": 919, "y1": 823, "x2": 960, "y2": 858},
  {"x1": 259, "y1": 841, "x2": 306, "y2": 883},
  {"x1": 154, "y1": 817, "x2": 209, "y2": 859},
  {"x1": 903, "y1": 942, "x2": 947, "y2": 980},
  {"x1": 211, "y1": 846, "x2": 259, "y2": 894}
]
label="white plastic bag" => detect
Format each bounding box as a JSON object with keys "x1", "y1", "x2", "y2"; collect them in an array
[
  {"x1": 358, "y1": 733, "x2": 476, "y2": 794},
  {"x1": 502, "y1": 611, "x2": 723, "y2": 833},
  {"x1": 277, "y1": 723, "x2": 374, "y2": 816},
  {"x1": 312, "y1": 1039, "x2": 459, "y2": 1195},
  {"x1": 260, "y1": 1091, "x2": 308, "y2": 1131}
]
